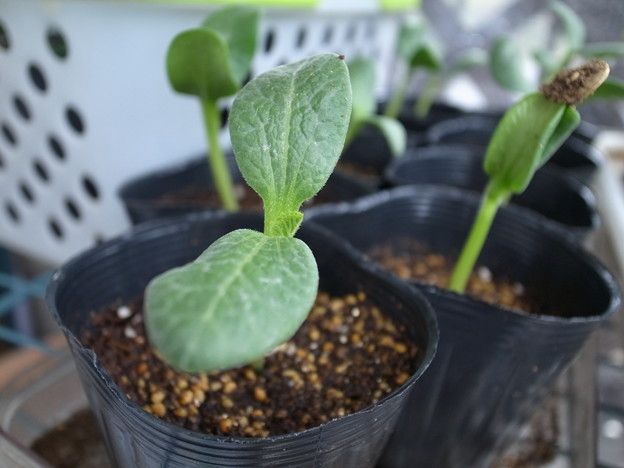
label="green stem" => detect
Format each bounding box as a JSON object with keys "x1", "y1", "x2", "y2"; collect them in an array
[
  {"x1": 344, "y1": 120, "x2": 363, "y2": 151},
  {"x1": 414, "y1": 74, "x2": 442, "y2": 120},
  {"x1": 448, "y1": 183, "x2": 508, "y2": 293},
  {"x1": 201, "y1": 98, "x2": 239, "y2": 212},
  {"x1": 384, "y1": 70, "x2": 412, "y2": 119}
]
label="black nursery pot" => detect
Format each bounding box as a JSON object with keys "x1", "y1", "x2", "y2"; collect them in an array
[
  {"x1": 307, "y1": 186, "x2": 620, "y2": 468},
  {"x1": 120, "y1": 156, "x2": 373, "y2": 225},
  {"x1": 396, "y1": 101, "x2": 464, "y2": 133},
  {"x1": 423, "y1": 114, "x2": 602, "y2": 181},
  {"x1": 385, "y1": 145, "x2": 599, "y2": 239},
  {"x1": 46, "y1": 212, "x2": 438, "y2": 468}
]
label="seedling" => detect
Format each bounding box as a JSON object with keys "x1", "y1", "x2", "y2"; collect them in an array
[
  {"x1": 449, "y1": 60, "x2": 609, "y2": 293},
  {"x1": 144, "y1": 54, "x2": 352, "y2": 372},
  {"x1": 490, "y1": 1, "x2": 624, "y2": 98},
  {"x1": 167, "y1": 6, "x2": 259, "y2": 211},
  {"x1": 385, "y1": 17, "x2": 487, "y2": 119},
  {"x1": 345, "y1": 58, "x2": 406, "y2": 157}
]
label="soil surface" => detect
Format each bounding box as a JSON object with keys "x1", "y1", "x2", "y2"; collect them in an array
[
  {"x1": 337, "y1": 161, "x2": 381, "y2": 179},
  {"x1": 82, "y1": 291, "x2": 419, "y2": 438},
  {"x1": 31, "y1": 409, "x2": 111, "y2": 468},
  {"x1": 369, "y1": 240, "x2": 556, "y2": 316}
]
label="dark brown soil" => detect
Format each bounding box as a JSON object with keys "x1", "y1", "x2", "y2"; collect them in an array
[
  {"x1": 31, "y1": 409, "x2": 111, "y2": 468},
  {"x1": 82, "y1": 291, "x2": 419, "y2": 438},
  {"x1": 369, "y1": 240, "x2": 556, "y2": 316}
]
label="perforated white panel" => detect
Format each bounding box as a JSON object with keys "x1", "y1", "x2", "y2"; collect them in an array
[{"x1": 0, "y1": 0, "x2": 400, "y2": 265}]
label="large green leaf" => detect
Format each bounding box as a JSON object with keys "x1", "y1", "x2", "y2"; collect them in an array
[
  {"x1": 166, "y1": 28, "x2": 239, "y2": 100},
  {"x1": 591, "y1": 78, "x2": 624, "y2": 100},
  {"x1": 550, "y1": 0, "x2": 586, "y2": 51},
  {"x1": 484, "y1": 93, "x2": 579, "y2": 194},
  {"x1": 229, "y1": 54, "x2": 352, "y2": 236},
  {"x1": 145, "y1": 229, "x2": 318, "y2": 372},
  {"x1": 202, "y1": 6, "x2": 259, "y2": 85},
  {"x1": 579, "y1": 42, "x2": 624, "y2": 60},
  {"x1": 489, "y1": 36, "x2": 534, "y2": 92}
]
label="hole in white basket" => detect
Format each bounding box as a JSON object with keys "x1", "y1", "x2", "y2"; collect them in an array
[
  {"x1": 64, "y1": 197, "x2": 81, "y2": 220},
  {"x1": 82, "y1": 175, "x2": 100, "y2": 200},
  {"x1": 19, "y1": 180, "x2": 34, "y2": 203},
  {"x1": 28, "y1": 63, "x2": 48, "y2": 93},
  {"x1": 322, "y1": 25, "x2": 334, "y2": 44},
  {"x1": 48, "y1": 217, "x2": 63, "y2": 239},
  {"x1": 33, "y1": 159, "x2": 50, "y2": 182},
  {"x1": 345, "y1": 23, "x2": 358, "y2": 42},
  {"x1": 5, "y1": 201, "x2": 19, "y2": 223},
  {"x1": 65, "y1": 106, "x2": 85, "y2": 135},
  {"x1": 13, "y1": 94, "x2": 31, "y2": 121},
  {"x1": 1, "y1": 122, "x2": 17, "y2": 146},
  {"x1": 0, "y1": 20, "x2": 9, "y2": 50},
  {"x1": 47, "y1": 134, "x2": 65, "y2": 160},
  {"x1": 296, "y1": 27, "x2": 307, "y2": 49},
  {"x1": 47, "y1": 27, "x2": 69, "y2": 60},
  {"x1": 94, "y1": 234, "x2": 105, "y2": 245},
  {"x1": 0, "y1": 150, "x2": 4, "y2": 168},
  {"x1": 241, "y1": 71, "x2": 252, "y2": 87},
  {"x1": 366, "y1": 22, "x2": 377, "y2": 39},
  {"x1": 264, "y1": 29, "x2": 275, "y2": 53},
  {"x1": 220, "y1": 107, "x2": 229, "y2": 129}
]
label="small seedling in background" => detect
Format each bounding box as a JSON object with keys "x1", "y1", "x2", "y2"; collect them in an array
[
  {"x1": 449, "y1": 60, "x2": 609, "y2": 293},
  {"x1": 167, "y1": 6, "x2": 259, "y2": 211},
  {"x1": 490, "y1": 0, "x2": 624, "y2": 98},
  {"x1": 385, "y1": 17, "x2": 487, "y2": 119},
  {"x1": 144, "y1": 54, "x2": 352, "y2": 372},
  {"x1": 344, "y1": 58, "x2": 406, "y2": 157}
]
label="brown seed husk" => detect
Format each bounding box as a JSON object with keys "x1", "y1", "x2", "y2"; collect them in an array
[{"x1": 541, "y1": 60, "x2": 610, "y2": 105}]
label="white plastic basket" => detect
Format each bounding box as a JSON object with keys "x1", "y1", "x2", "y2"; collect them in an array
[{"x1": 0, "y1": 0, "x2": 408, "y2": 265}]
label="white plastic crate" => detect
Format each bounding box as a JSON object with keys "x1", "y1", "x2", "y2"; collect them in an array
[{"x1": 0, "y1": 0, "x2": 407, "y2": 265}]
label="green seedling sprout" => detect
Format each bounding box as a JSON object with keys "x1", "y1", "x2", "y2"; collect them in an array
[
  {"x1": 385, "y1": 17, "x2": 487, "y2": 120},
  {"x1": 144, "y1": 54, "x2": 352, "y2": 373},
  {"x1": 166, "y1": 6, "x2": 260, "y2": 211},
  {"x1": 448, "y1": 60, "x2": 609, "y2": 293},
  {"x1": 490, "y1": 0, "x2": 624, "y2": 98},
  {"x1": 344, "y1": 58, "x2": 406, "y2": 157}
]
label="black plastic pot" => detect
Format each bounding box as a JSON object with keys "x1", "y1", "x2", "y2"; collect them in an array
[
  {"x1": 396, "y1": 101, "x2": 464, "y2": 134},
  {"x1": 423, "y1": 114, "x2": 602, "y2": 180},
  {"x1": 385, "y1": 145, "x2": 599, "y2": 239},
  {"x1": 120, "y1": 156, "x2": 374, "y2": 225},
  {"x1": 307, "y1": 186, "x2": 620, "y2": 468},
  {"x1": 46, "y1": 212, "x2": 438, "y2": 468}
]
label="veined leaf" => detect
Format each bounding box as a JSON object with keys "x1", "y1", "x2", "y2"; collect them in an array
[
  {"x1": 145, "y1": 229, "x2": 318, "y2": 372},
  {"x1": 579, "y1": 42, "x2": 624, "y2": 60},
  {"x1": 202, "y1": 6, "x2": 259, "y2": 85},
  {"x1": 484, "y1": 93, "x2": 577, "y2": 194},
  {"x1": 489, "y1": 36, "x2": 534, "y2": 92},
  {"x1": 549, "y1": 0, "x2": 586, "y2": 51},
  {"x1": 364, "y1": 115, "x2": 407, "y2": 157},
  {"x1": 167, "y1": 28, "x2": 239, "y2": 100},
  {"x1": 229, "y1": 54, "x2": 352, "y2": 236}
]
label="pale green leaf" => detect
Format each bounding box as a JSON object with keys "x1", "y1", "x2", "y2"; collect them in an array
[
  {"x1": 145, "y1": 229, "x2": 318, "y2": 372},
  {"x1": 533, "y1": 49, "x2": 560, "y2": 79},
  {"x1": 591, "y1": 78, "x2": 624, "y2": 100},
  {"x1": 484, "y1": 93, "x2": 576, "y2": 194},
  {"x1": 489, "y1": 36, "x2": 534, "y2": 92},
  {"x1": 202, "y1": 6, "x2": 259, "y2": 85},
  {"x1": 364, "y1": 115, "x2": 407, "y2": 157},
  {"x1": 349, "y1": 58, "x2": 376, "y2": 124},
  {"x1": 449, "y1": 48, "x2": 488, "y2": 75},
  {"x1": 579, "y1": 42, "x2": 624, "y2": 60},
  {"x1": 550, "y1": 0, "x2": 586, "y2": 51},
  {"x1": 166, "y1": 28, "x2": 239, "y2": 100},
  {"x1": 229, "y1": 54, "x2": 352, "y2": 236},
  {"x1": 396, "y1": 19, "x2": 426, "y2": 63}
]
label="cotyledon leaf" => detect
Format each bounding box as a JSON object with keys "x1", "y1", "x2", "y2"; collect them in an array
[
  {"x1": 145, "y1": 229, "x2": 318, "y2": 372},
  {"x1": 202, "y1": 6, "x2": 259, "y2": 85},
  {"x1": 364, "y1": 115, "x2": 407, "y2": 157},
  {"x1": 166, "y1": 28, "x2": 239, "y2": 100},
  {"x1": 489, "y1": 36, "x2": 534, "y2": 92},
  {"x1": 348, "y1": 58, "x2": 376, "y2": 126},
  {"x1": 229, "y1": 54, "x2": 352, "y2": 237}
]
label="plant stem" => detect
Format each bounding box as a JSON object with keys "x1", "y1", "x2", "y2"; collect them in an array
[
  {"x1": 343, "y1": 120, "x2": 363, "y2": 151},
  {"x1": 384, "y1": 70, "x2": 412, "y2": 119},
  {"x1": 448, "y1": 183, "x2": 508, "y2": 293},
  {"x1": 414, "y1": 74, "x2": 442, "y2": 120},
  {"x1": 201, "y1": 98, "x2": 239, "y2": 211}
]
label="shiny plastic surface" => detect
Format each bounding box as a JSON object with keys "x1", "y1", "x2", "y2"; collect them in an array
[
  {"x1": 307, "y1": 186, "x2": 620, "y2": 468},
  {"x1": 46, "y1": 212, "x2": 438, "y2": 468}
]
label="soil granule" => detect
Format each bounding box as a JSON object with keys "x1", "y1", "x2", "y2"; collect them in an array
[{"x1": 82, "y1": 291, "x2": 419, "y2": 438}]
